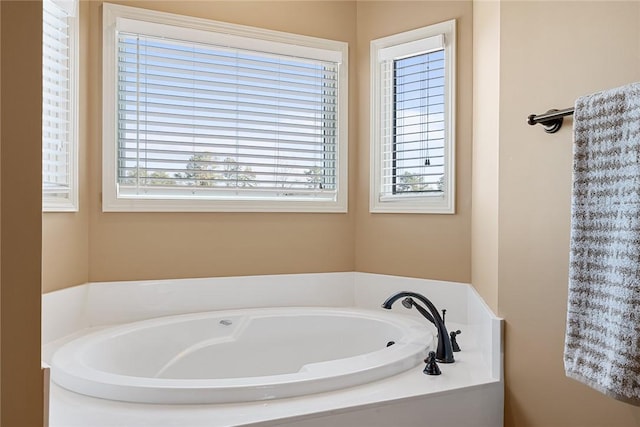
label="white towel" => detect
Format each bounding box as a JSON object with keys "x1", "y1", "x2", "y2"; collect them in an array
[{"x1": 565, "y1": 82, "x2": 640, "y2": 405}]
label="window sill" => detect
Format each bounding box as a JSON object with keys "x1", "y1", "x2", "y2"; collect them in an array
[
  {"x1": 43, "y1": 199, "x2": 78, "y2": 213},
  {"x1": 102, "y1": 195, "x2": 348, "y2": 213},
  {"x1": 369, "y1": 195, "x2": 454, "y2": 214}
]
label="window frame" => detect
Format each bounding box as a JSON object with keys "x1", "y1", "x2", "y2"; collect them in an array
[
  {"x1": 42, "y1": 0, "x2": 79, "y2": 212},
  {"x1": 102, "y1": 3, "x2": 348, "y2": 213},
  {"x1": 369, "y1": 20, "x2": 456, "y2": 214}
]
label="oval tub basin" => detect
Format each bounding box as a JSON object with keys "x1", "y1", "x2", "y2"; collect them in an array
[{"x1": 51, "y1": 307, "x2": 434, "y2": 404}]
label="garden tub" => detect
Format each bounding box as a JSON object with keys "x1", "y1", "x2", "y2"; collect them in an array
[{"x1": 50, "y1": 306, "x2": 434, "y2": 404}]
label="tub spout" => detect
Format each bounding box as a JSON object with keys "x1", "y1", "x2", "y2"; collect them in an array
[{"x1": 382, "y1": 291, "x2": 455, "y2": 364}]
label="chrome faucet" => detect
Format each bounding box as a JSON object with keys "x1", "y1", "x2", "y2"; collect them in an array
[{"x1": 382, "y1": 291, "x2": 455, "y2": 364}]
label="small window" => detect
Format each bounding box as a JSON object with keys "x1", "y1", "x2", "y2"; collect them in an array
[
  {"x1": 370, "y1": 20, "x2": 456, "y2": 214},
  {"x1": 43, "y1": 0, "x2": 78, "y2": 211},
  {"x1": 102, "y1": 4, "x2": 348, "y2": 212}
]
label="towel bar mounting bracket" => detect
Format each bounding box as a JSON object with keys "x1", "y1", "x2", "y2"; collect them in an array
[
  {"x1": 527, "y1": 107, "x2": 575, "y2": 134},
  {"x1": 527, "y1": 109, "x2": 563, "y2": 133}
]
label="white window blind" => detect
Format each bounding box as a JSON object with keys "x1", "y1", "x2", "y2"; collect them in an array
[
  {"x1": 117, "y1": 33, "x2": 338, "y2": 200},
  {"x1": 381, "y1": 47, "x2": 445, "y2": 196},
  {"x1": 370, "y1": 20, "x2": 455, "y2": 214},
  {"x1": 43, "y1": 0, "x2": 77, "y2": 211}
]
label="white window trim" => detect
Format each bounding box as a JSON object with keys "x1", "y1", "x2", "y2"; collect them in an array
[
  {"x1": 43, "y1": 0, "x2": 79, "y2": 212},
  {"x1": 369, "y1": 20, "x2": 456, "y2": 214},
  {"x1": 102, "y1": 3, "x2": 348, "y2": 213}
]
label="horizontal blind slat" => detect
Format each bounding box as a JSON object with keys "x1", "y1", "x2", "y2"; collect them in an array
[
  {"x1": 118, "y1": 99, "x2": 335, "y2": 123},
  {"x1": 117, "y1": 147, "x2": 336, "y2": 165},
  {"x1": 120, "y1": 166, "x2": 333, "y2": 179},
  {"x1": 119, "y1": 158, "x2": 334, "y2": 173},
  {"x1": 118, "y1": 86, "x2": 335, "y2": 110},
  {"x1": 120, "y1": 120, "x2": 334, "y2": 141},
  {"x1": 118, "y1": 129, "x2": 336, "y2": 145},
  {"x1": 118, "y1": 98, "x2": 333, "y2": 119},
  {"x1": 119, "y1": 114, "x2": 335, "y2": 132}
]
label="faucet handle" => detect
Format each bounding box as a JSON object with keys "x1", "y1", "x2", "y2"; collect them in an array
[
  {"x1": 423, "y1": 351, "x2": 441, "y2": 375},
  {"x1": 450, "y1": 330, "x2": 461, "y2": 352}
]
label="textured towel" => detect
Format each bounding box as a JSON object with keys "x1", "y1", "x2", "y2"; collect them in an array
[{"x1": 565, "y1": 82, "x2": 640, "y2": 406}]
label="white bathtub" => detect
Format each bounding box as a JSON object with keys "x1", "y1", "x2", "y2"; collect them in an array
[{"x1": 51, "y1": 306, "x2": 434, "y2": 404}]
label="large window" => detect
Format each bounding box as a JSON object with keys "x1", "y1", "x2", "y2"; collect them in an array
[
  {"x1": 370, "y1": 20, "x2": 456, "y2": 214},
  {"x1": 102, "y1": 4, "x2": 348, "y2": 212},
  {"x1": 43, "y1": 0, "x2": 78, "y2": 211}
]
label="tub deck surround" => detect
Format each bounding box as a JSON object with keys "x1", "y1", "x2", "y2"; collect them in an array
[{"x1": 42, "y1": 273, "x2": 503, "y2": 427}]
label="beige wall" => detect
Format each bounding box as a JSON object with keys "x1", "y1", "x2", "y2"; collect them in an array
[
  {"x1": 493, "y1": 1, "x2": 640, "y2": 426},
  {"x1": 471, "y1": 0, "x2": 500, "y2": 312},
  {"x1": 354, "y1": 1, "x2": 473, "y2": 283},
  {"x1": 1, "y1": 1, "x2": 44, "y2": 425}
]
